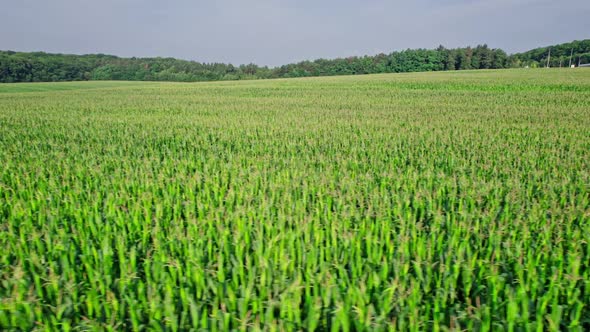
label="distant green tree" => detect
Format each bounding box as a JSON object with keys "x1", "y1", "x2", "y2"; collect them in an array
[
  {"x1": 476, "y1": 44, "x2": 493, "y2": 69},
  {"x1": 492, "y1": 49, "x2": 507, "y2": 68},
  {"x1": 445, "y1": 49, "x2": 458, "y2": 71},
  {"x1": 91, "y1": 65, "x2": 114, "y2": 80},
  {"x1": 457, "y1": 49, "x2": 471, "y2": 70}
]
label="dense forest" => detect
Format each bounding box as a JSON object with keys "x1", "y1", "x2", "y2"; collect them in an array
[{"x1": 1, "y1": 40, "x2": 589, "y2": 83}]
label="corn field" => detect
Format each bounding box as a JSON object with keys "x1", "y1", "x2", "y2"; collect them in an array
[{"x1": 1, "y1": 69, "x2": 589, "y2": 331}]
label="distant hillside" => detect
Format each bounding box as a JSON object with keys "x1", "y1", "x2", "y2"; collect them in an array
[
  {"x1": 511, "y1": 39, "x2": 590, "y2": 68},
  {"x1": 1, "y1": 40, "x2": 588, "y2": 83}
]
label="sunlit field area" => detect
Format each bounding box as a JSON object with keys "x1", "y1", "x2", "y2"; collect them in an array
[{"x1": 1, "y1": 69, "x2": 589, "y2": 331}]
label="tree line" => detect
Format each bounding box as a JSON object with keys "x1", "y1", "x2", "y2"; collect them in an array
[{"x1": 1, "y1": 40, "x2": 588, "y2": 83}]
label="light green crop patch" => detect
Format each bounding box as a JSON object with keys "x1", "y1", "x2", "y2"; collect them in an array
[{"x1": 0, "y1": 80, "x2": 155, "y2": 94}]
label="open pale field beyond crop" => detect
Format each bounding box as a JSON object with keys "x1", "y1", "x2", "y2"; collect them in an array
[{"x1": 1, "y1": 69, "x2": 589, "y2": 331}]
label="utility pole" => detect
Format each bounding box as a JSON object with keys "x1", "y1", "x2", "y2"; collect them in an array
[
  {"x1": 569, "y1": 48, "x2": 574, "y2": 67},
  {"x1": 546, "y1": 48, "x2": 551, "y2": 68}
]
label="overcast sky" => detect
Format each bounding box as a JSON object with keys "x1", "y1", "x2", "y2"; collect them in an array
[{"x1": 2, "y1": 0, "x2": 588, "y2": 67}]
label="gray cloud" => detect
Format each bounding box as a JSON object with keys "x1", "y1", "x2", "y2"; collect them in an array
[{"x1": 1, "y1": 0, "x2": 588, "y2": 66}]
